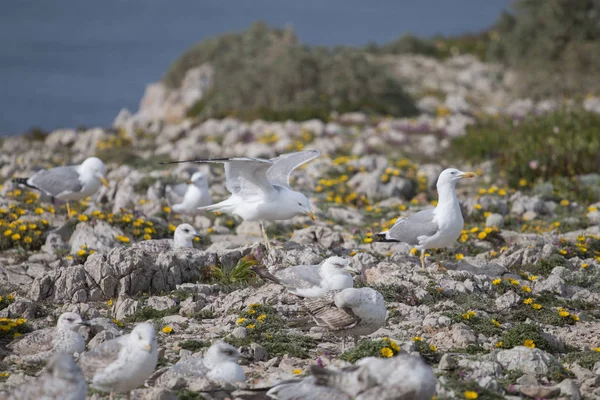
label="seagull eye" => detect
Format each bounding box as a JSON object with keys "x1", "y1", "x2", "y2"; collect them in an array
[
  {"x1": 297, "y1": 202, "x2": 302, "y2": 206},
  {"x1": 66, "y1": 318, "x2": 74, "y2": 322},
  {"x1": 450, "y1": 171, "x2": 456, "y2": 175}
]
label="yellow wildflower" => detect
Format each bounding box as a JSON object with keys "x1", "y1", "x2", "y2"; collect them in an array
[
  {"x1": 237, "y1": 318, "x2": 245, "y2": 325},
  {"x1": 455, "y1": 253, "x2": 464, "y2": 261},
  {"x1": 390, "y1": 341, "x2": 400, "y2": 352},
  {"x1": 3, "y1": 230, "x2": 12, "y2": 237},
  {"x1": 532, "y1": 303, "x2": 542, "y2": 310},
  {"x1": 412, "y1": 336, "x2": 423, "y2": 342},
  {"x1": 495, "y1": 341, "x2": 503, "y2": 348},
  {"x1": 163, "y1": 206, "x2": 171, "y2": 213},
  {"x1": 470, "y1": 227, "x2": 479, "y2": 233},
  {"x1": 474, "y1": 204, "x2": 482, "y2": 210},
  {"x1": 380, "y1": 347, "x2": 393, "y2": 358},
  {"x1": 292, "y1": 369, "x2": 303, "y2": 375},
  {"x1": 492, "y1": 278, "x2": 501, "y2": 285},
  {"x1": 571, "y1": 315, "x2": 579, "y2": 322},
  {"x1": 11, "y1": 233, "x2": 20, "y2": 241},
  {"x1": 23, "y1": 236, "x2": 32, "y2": 244},
  {"x1": 491, "y1": 319, "x2": 501, "y2": 327},
  {"x1": 460, "y1": 234, "x2": 468, "y2": 242},
  {"x1": 477, "y1": 232, "x2": 487, "y2": 240},
  {"x1": 429, "y1": 344, "x2": 437, "y2": 352},
  {"x1": 519, "y1": 179, "x2": 527, "y2": 187},
  {"x1": 77, "y1": 249, "x2": 86, "y2": 257},
  {"x1": 107, "y1": 299, "x2": 113, "y2": 306},
  {"x1": 523, "y1": 298, "x2": 533, "y2": 305},
  {"x1": 464, "y1": 391, "x2": 478, "y2": 399},
  {"x1": 257, "y1": 314, "x2": 267, "y2": 322},
  {"x1": 246, "y1": 324, "x2": 255, "y2": 329},
  {"x1": 558, "y1": 310, "x2": 570, "y2": 317},
  {"x1": 143, "y1": 234, "x2": 151, "y2": 240},
  {"x1": 523, "y1": 339, "x2": 535, "y2": 348},
  {"x1": 581, "y1": 263, "x2": 589, "y2": 269},
  {"x1": 162, "y1": 326, "x2": 173, "y2": 334},
  {"x1": 560, "y1": 199, "x2": 569, "y2": 207},
  {"x1": 34, "y1": 207, "x2": 44, "y2": 215},
  {"x1": 116, "y1": 235, "x2": 130, "y2": 243},
  {"x1": 248, "y1": 309, "x2": 256, "y2": 315},
  {"x1": 522, "y1": 285, "x2": 531, "y2": 293},
  {"x1": 78, "y1": 214, "x2": 89, "y2": 222},
  {"x1": 410, "y1": 248, "x2": 418, "y2": 256}
]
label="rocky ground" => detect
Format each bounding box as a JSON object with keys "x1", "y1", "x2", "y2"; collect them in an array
[{"x1": 1, "y1": 54, "x2": 600, "y2": 400}]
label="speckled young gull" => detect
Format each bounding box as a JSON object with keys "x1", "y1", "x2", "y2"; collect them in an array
[
  {"x1": 267, "y1": 352, "x2": 436, "y2": 400},
  {"x1": 377, "y1": 168, "x2": 475, "y2": 270},
  {"x1": 0, "y1": 353, "x2": 87, "y2": 400},
  {"x1": 252, "y1": 256, "x2": 354, "y2": 298},
  {"x1": 151, "y1": 341, "x2": 245, "y2": 387},
  {"x1": 12, "y1": 157, "x2": 108, "y2": 216},
  {"x1": 161, "y1": 150, "x2": 320, "y2": 250},
  {"x1": 7, "y1": 312, "x2": 89, "y2": 364},
  {"x1": 78, "y1": 322, "x2": 158, "y2": 400},
  {"x1": 166, "y1": 171, "x2": 213, "y2": 214},
  {"x1": 303, "y1": 287, "x2": 386, "y2": 351}
]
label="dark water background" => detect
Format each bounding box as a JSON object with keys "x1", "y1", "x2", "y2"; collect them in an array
[{"x1": 0, "y1": 0, "x2": 509, "y2": 135}]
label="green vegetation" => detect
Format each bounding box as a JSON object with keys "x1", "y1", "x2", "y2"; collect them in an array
[
  {"x1": 438, "y1": 370, "x2": 505, "y2": 400},
  {"x1": 341, "y1": 338, "x2": 401, "y2": 363},
  {"x1": 563, "y1": 350, "x2": 600, "y2": 370},
  {"x1": 123, "y1": 306, "x2": 181, "y2": 323},
  {"x1": 487, "y1": 0, "x2": 600, "y2": 97},
  {"x1": 499, "y1": 324, "x2": 552, "y2": 351},
  {"x1": 450, "y1": 111, "x2": 600, "y2": 189},
  {"x1": 206, "y1": 255, "x2": 258, "y2": 288},
  {"x1": 165, "y1": 22, "x2": 418, "y2": 121},
  {"x1": 178, "y1": 340, "x2": 209, "y2": 352},
  {"x1": 226, "y1": 304, "x2": 316, "y2": 358}
]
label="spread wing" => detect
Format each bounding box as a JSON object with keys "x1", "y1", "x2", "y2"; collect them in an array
[
  {"x1": 161, "y1": 157, "x2": 275, "y2": 198},
  {"x1": 77, "y1": 335, "x2": 125, "y2": 379},
  {"x1": 303, "y1": 292, "x2": 359, "y2": 331},
  {"x1": 7, "y1": 327, "x2": 55, "y2": 355},
  {"x1": 380, "y1": 208, "x2": 439, "y2": 244},
  {"x1": 267, "y1": 150, "x2": 320, "y2": 188},
  {"x1": 28, "y1": 166, "x2": 82, "y2": 198}
]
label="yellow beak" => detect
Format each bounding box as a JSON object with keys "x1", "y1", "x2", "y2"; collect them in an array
[
  {"x1": 306, "y1": 211, "x2": 317, "y2": 221},
  {"x1": 100, "y1": 177, "x2": 109, "y2": 187},
  {"x1": 144, "y1": 343, "x2": 152, "y2": 352},
  {"x1": 460, "y1": 172, "x2": 476, "y2": 179}
]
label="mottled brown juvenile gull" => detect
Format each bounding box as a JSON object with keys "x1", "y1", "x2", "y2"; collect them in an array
[
  {"x1": 78, "y1": 322, "x2": 158, "y2": 400},
  {"x1": 377, "y1": 167, "x2": 475, "y2": 270},
  {"x1": 0, "y1": 353, "x2": 87, "y2": 400},
  {"x1": 7, "y1": 312, "x2": 89, "y2": 364},
  {"x1": 166, "y1": 171, "x2": 213, "y2": 214},
  {"x1": 12, "y1": 157, "x2": 108, "y2": 216},
  {"x1": 303, "y1": 287, "x2": 386, "y2": 351},
  {"x1": 252, "y1": 256, "x2": 354, "y2": 298},
  {"x1": 161, "y1": 150, "x2": 320, "y2": 250}
]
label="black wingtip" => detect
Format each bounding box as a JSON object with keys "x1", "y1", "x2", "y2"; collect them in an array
[
  {"x1": 375, "y1": 232, "x2": 398, "y2": 242},
  {"x1": 11, "y1": 178, "x2": 36, "y2": 190},
  {"x1": 251, "y1": 264, "x2": 282, "y2": 285}
]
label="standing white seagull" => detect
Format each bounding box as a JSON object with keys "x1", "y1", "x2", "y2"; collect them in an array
[
  {"x1": 165, "y1": 171, "x2": 213, "y2": 214},
  {"x1": 376, "y1": 168, "x2": 475, "y2": 270},
  {"x1": 12, "y1": 157, "x2": 108, "y2": 217},
  {"x1": 161, "y1": 150, "x2": 320, "y2": 249}
]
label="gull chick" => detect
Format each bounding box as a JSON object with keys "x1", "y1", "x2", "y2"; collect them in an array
[
  {"x1": 1, "y1": 353, "x2": 87, "y2": 400},
  {"x1": 376, "y1": 168, "x2": 475, "y2": 270},
  {"x1": 161, "y1": 150, "x2": 320, "y2": 250},
  {"x1": 166, "y1": 171, "x2": 213, "y2": 214},
  {"x1": 303, "y1": 287, "x2": 386, "y2": 351},
  {"x1": 152, "y1": 341, "x2": 245, "y2": 387},
  {"x1": 12, "y1": 157, "x2": 108, "y2": 216},
  {"x1": 7, "y1": 312, "x2": 89, "y2": 364},
  {"x1": 78, "y1": 322, "x2": 158, "y2": 400},
  {"x1": 253, "y1": 256, "x2": 354, "y2": 298}
]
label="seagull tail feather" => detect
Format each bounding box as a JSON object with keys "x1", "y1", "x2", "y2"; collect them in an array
[
  {"x1": 375, "y1": 231, "x2": 399, "y2": 242},
  {"x1": 251, "y1": 264, "x2": 282, "y2": 285},
  {"x1": 11, "y1": 178, "x2": 37, "y2": 190}
]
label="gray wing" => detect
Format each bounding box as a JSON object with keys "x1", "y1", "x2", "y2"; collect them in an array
[
  {"x1": 274, "y1": 265, "x2": 323, "y2": 288},
  {"x1": 77, "y1": 335, "x2": 125, "y2": 379},
  {"x1": 154, "y1": 356, "x2": 208, "y2": 386},
  {"x1": 165, "y1": 183, "x2": 188, "y2": 205},
  {"x1": 267, "y1": 376, "x2": 351, "y2": 400},
  {"x1": 303, "y1": 292, "x2": 359, "y2": 331},
  {"x1": 7, "y1": 328, "x2": 55, "y2": 355},
  {"x1": 28, "y1": 166, "x2": 82, "y2": 198},
  {"x1": 267, "y1": 150, "x2": 320, "y2": 188},
  {"x1": 383, "y1": 208, "x2": 439, "y2": 244}
]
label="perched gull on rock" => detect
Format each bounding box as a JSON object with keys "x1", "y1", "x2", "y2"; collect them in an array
[
  {"x1": 78, "y1": 322, "x2": 158, "y2": 400},
  {"x1": 165, "y1": 171, "x2": 213, "y2": 214},
  {"x1": 151, "y1": 341, "x2": 245, "y2": 387},
  {"x1": 303, "y1": 287, "x2": 386, "y2": 351},
  {"x1": 0, "y1": 353, "x2": 87, "y2": 400},
  {"x1": 376, "y1": 168, "x2": 475, "y2": 270},
  {"x1": 12, "y1": 157, "x2": 108, "y2": 216},
  {"x1": 252, "y1": 256, "x2": 354, "y2": 298},
  {"x1": 132, "y1": 223, "x2": 200, "y2": 252},
  {"x1": 7, "y1": 312, "x2": 89, "y2": 364},
  {"x1": 161, "y1": 150, "x2": 320, "y2": 250},
  {"x1": 267, "y1": 352, "x2": 436, "y2": 400}
]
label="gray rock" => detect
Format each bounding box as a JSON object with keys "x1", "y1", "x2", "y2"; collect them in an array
[
  {"x1": 518, "y1": 385, "x2": 560, "y2": 398},
  {"x1": 146, "y1": 296, "x2": 177, "y2": 311},
  {"x1": 485, "y1": 213, "x2": 504, "y2": 228},
  {"x1": 230, "y1": 327, "x2": 247, "y2": 340},
  {"x1": 69, "y1": 221, "x2": 125, "y2": 254},
  {"x1": 41, "y1": 232, "x2": 68, "y2": 254},
  {"x1": 496, "y1": 346, "x2": 557, "y2": 375},
  {"x1": 131, "y1": 387, "x2": 178, "y2": 400},
  {"x1": 533, "y1": 274, "x2": 566, "y2": 296},
  {"x1": 451, "y1": 323, "x2": 478, "y2": 346},
  {"x1": 556, "y1": 379, "x2": 581, "y2": 400},
  {"x1": 438, "y1": 353, "x2": 457, "y2": 370},
  {"x1": 290, "y1": 226, "x2": 344, "y2": 249},
  {"x1": 113, "y1": 297, "x2": 140, "y2": 320},
  {"x1": 495, "y1": 291, "x2": 520, "y2": 311}
]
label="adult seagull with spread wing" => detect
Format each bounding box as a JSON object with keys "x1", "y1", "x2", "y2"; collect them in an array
[
  {"x1": 161, "y1": 150, "x2": 320, "y2": 249},
  {"x1": 376, "y1": 168, "x2": 476, "y2": 271}
]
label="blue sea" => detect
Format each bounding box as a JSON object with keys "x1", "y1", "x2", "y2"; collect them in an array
[{"x1": 0, "y1": 0, "x2": 509, "y2": 136}]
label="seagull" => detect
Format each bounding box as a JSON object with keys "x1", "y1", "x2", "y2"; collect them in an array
[
  {"x1": 7, "y1": 312, "x2": 89, "y2": 364},
  {"x1": 252, "y1": 256, "x2": 354, "y2": 298},
  {"x1": 267, "y1": 352, "x2": 436, "y2": 400},
  {"x1": 302, "y1": 287, "x2": 386, "y2": 352},
  {"x1": 165, "y1": 171, "x2": 213, "y2": 214},
  {"x1": 131, "y1": 223, "x2": 201, "y2": 253},
  {"x1": 151, "y1": 341, "x2": 245, "y2": 387},
  {"x1": 12, "y1": 157, "x2": 109, "y2": 217},
  {"x1": 161, "y1": 150, "x2": 320, "y2": 250},
  {"x1": 78, "y1": 322, "x2": 158, "y2": 400},
  {"x1": 0, "y1": 353, "x2": 87, "y2": 400},
  {"x1": 376, "y1": 168, "x2": 475, "y2": 271}
]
